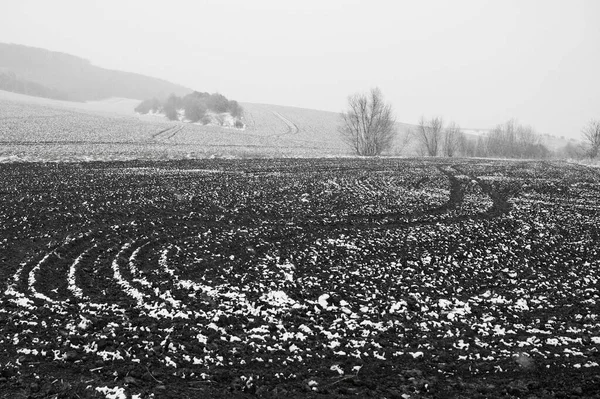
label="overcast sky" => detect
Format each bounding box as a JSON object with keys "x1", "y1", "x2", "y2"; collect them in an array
[{"x1": 1, "y1": 0, "x2": 599, "y2": 137}]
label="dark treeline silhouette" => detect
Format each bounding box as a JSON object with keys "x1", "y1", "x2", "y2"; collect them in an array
[
  {"x1": 0, "y1": 43, "x2": 191, "y2": 101},
  {"x1": 135, "y1": 91, "x2": 244, "y2": 124},
  {"x1": 0, "y1": 70, "x2": 71, "y2": 100}
]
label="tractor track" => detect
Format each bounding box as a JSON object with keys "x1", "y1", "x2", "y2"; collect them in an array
[
  {"x1": 151, "y1": 124, "x2": 185, "y2": 141},
  {"x1": 271, "y1": 111, "x2": 299, "y2": 136}
]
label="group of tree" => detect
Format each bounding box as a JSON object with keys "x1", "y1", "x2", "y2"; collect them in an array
[
  {"x1": 481, "y1": 120, "x2": 550, "y2": 158},
  {"x1": 550, "y1": 120, "x2": 600, "y2": 160},
  {"x1": 338, "y1": 88, "x2": 478, "y2": 157},
  {"x1": 339, "y1": 87, "x2": 598, "y2": 160},
  {"x1": 413, "y1": 117, "x2": 551, "y2": 158},
  {"x1": 135, "y1": 91, "x2": 243, "y2": 124},
  {"x1": 414, "y1": 116, "x2": 464, "y2": 157}
]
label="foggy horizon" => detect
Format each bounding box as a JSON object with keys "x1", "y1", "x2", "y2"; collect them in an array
[{"x1": 1, "y1": 0, "x2": 599, "y2": 138}]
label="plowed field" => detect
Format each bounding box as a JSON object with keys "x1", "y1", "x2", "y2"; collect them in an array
[{"x1": 1, "y1": 158, "x2": 599, "y2": 398}]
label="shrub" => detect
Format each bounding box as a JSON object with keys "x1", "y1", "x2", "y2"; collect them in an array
[
  {"x1": 133, "y1": 91, "x2": 243, "y2": 123},
  {"x1": 183, "y1": 97, "x2": 207, "y2": 122},
  {"x1": 206, "y1": 93, "x2": 229, "y2": 113},
  {"x1": 134, "y1": 98, "x2": 161, "y2": 114},
  {"x1": 228, "y1": 100, "x2": 243, "y2": 118},
  {"x1": 163, "y1": 104, "x2": 179, "y2": 121},
  {"x1": 187, "y1": 91, "x2": 210, "y2": 100},
  {"x1": 201, "y1": 115, "x2": 212, "y2": 125}
]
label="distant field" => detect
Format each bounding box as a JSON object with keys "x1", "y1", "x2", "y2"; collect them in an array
[
  {"x1": 0, "y1": 91, "x2": 349, "y2": 161},
  {"x1": 0, "y1": 90, "x2": 578, "y2": 162},
  {"x1": 0, "y1": 90, "x2": 426, "y2": 161}
]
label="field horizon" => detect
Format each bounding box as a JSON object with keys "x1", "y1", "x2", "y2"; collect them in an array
[{"x1": 0, "y1": 90, "x2": 579, "y2": 163}]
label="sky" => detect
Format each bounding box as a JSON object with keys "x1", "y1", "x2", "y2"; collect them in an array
[{"x1": 1, "y1": 0, "x2": 599, "y2": 138}]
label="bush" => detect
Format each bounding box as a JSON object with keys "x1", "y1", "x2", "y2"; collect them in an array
[
  {"x1": 164, "y1": 94, "x2": 182, "y2": 110},
  {"x1": 207, "y1": 93, "x2": 229, "y2": 113},
  {"x1": 228, "y1": 100, "x2": 243, "y2": 118},
  {"x1": 163, "y1": 94, "x2": 182, "y2": 120},
  {"x1": 134, "y1": 98, "x2": 161, "y2": 114},
  {"x1": 201, "y1": 115, "x2": 212, "y2": 125},
  {"x1": 133, "y1": 91, "x2": 243, "y2": 122},
  {"x1": 183, "y1": 97, "x2": 207, "y2": 122},
  {"x1": 187, "y1": 91, "x2": 210, "y2": 100},
  {"x1": 163, "y1": 104, "x2": 179, "y2": 121},
  {"x1": 234, "y1": 120, "x2": 244, "y2": 129}
]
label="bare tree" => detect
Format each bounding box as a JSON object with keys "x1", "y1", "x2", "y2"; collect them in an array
[
  {"x1": 515, "y1": 124, "x2": 541, "y2": 158},
  {"x1": 443, "y1": 122, "x2": 462, "y2": 157},
  {"x1": 392, "y1": 128, "x2": 414, "y2": 155},
  {"x1": 486, "y1": 119, "x2": 517, "y2": 157},
  {"x1": 416, "y1": 116, "x2": 444, "y2": 156},
  {"x1": 485, "y1": 119, "x2": 544, "y2": 158},
  {"x1": 582, "y1": 119, "x2": 600, "y2": 158},
  {"x1": 475, "y1": 136, "x2": 488, "y2": 157},
  {"x1": 558, "y1": 141, "x2": 586, "y2": 160},
  {"x1": 458, "y1": 132, "x2": 476, "y2": 157},
  {"x1": 339, "y1": 88, "x2": 397, "y2": 156}
]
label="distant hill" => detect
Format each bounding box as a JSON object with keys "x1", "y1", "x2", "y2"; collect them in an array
[
  {"x1": 0, "y1": 68, "x2": 70, "y2": 100},
  {"x1": 0, "y1": 43, "x2": 192, "y2": 102}
]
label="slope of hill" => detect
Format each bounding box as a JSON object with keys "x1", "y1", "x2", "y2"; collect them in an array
[
  {"x1": 0, "y1": 43, "x2": 191, "y2": 101},
  {"x1": 0, "y1": 68, "x2": 71, "y2": 100},
  {"x1": 0, "y1": 90, "x2": 350, "y2": 161}
]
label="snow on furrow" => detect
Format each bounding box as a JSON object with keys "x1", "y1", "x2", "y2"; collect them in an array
[
  {"x1": 4, "y1": 260, "x2": 34, "y2": 308},
  {"x1": 128, "y1": 241, "x2": 153, "y2": 288},
  {"x1": 158, "y1": 245, "x2": 218, "y2": 297},
  {"x1": 125, "y1": 240, "x2": 183, "y2": 309},
  {"x1": 67, "y1": 244, "x2": 96, "y2": 299},
  {"x1": 28, "y1": 252, "x2": 58, "y2": 304},
  {"x1": 25, "y1": 232, "x2": 93, "y2": 305},
  {"x1": 3, "y1": 159, "x2": 600, "y2": 396},
  {"x1": 111, "y1": 242, "x2": 147, "y2": 304},
  {"x1": 111, "y1": 242, "x2": 190, "y2": 320},
  {"x1": 156, "y1": 244, "x2": 298, "y2": 328}
]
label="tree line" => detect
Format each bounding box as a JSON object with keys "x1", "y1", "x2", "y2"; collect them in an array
[
  {"x1": 135, "y1": 91, "x2": 243, "y2": 125},
  {"x1": 339, "y1": 87, "x2": 599, "y2": 159},
  {"x1": 413, "y1": 117, "x2": 550, "y2": 159},
  {"x1": 0, "y1": 70, "x2": 70, "y2": 101}
]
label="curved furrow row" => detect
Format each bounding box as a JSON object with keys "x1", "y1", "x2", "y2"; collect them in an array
[
  {"x1": 73, "y1": 241, "x2": 130, "y2": 307},
  {"x1": 28, "y1": 252, "x2": 59, "y2": 304},
  {"x1": 67, "y1": 244, "x2": 97, "y2": 299},
  {"x1": 6, "y1": 233, "x2": 89, "y2": 308},
  {"x1": 4, "y1": 258, "x2": 35, "y2": 308},
  {"x1": 110, "y1": 242, "x2": 148, "y2": 305},
  {"x1": 2, "y1": 159, "x2": 600, "y2": 398},
  {"x1": 157, "y1": 244, "x2": 217, "y2": 297}
]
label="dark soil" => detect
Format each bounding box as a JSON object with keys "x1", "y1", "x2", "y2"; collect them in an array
[{"x1": 1, "y1": 158, "x2": 599, "y2": 398}]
